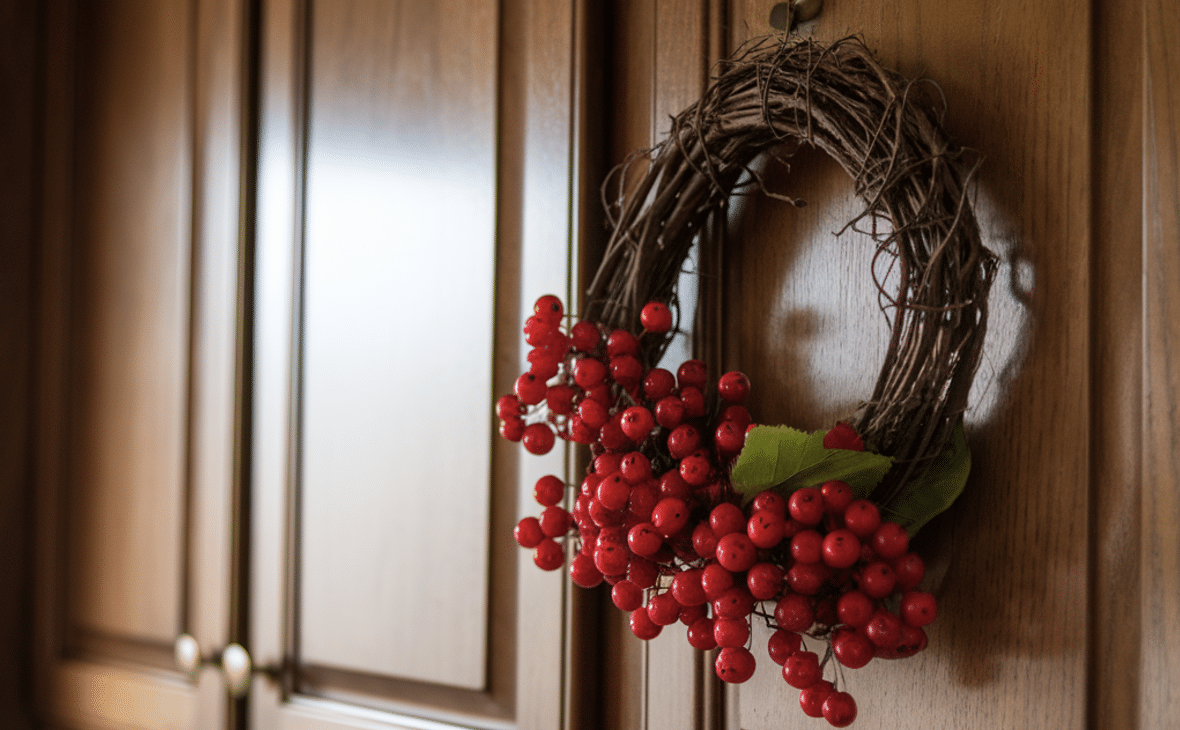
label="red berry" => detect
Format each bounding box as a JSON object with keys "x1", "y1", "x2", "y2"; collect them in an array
[
  {"x1": 573, "y1": 357, "x2": 607, "y2": 388},
  {"x1": 596, "y1": 473, "x2": 631, "y2": 511},
  {"x1": 900, "y1": 591, "x2": 938, "y2": 627},
  {"x1": 496, "y1": 394, "x2": 523, "y2": 420},
  {"x1": 593, "y1": 452, "x2": 623, "y2": 475},
  {"x1": 799, "y1": 679, "x2": 834, "y2": 718},
  {"x1": 585, "y1": 383, "x2": 612, "y2": 405},
  {"x1": 540, "y1": 506, "x2": 572, "y2": 537},
  {"x1": 630, "y1": 608, "x2": 662, "y2": 640},
  {"x1": 620, "y1": 406, "x2": 655, "y2": 442},
  {"x1": 747, "y1": 509, "x2": 787, "y2": 549},
  {"x1": 515, "y1": 372, "x2": 547, "y2": 405},
  {"x1": 654, "y1": 396, "x2": 686, "y2": 428},
  {"x1": 701, "y1": 562, "x2": 735, "y2": 599},
  {"x1": 767, "y1": 629, "x2": 803, "y2": 665},
  {"x1": 836, "y1": 590, "x2": 874, "y2": 627},
  {"x1": 687, "y1": 617, "x2": 717, "y2": 650},
  {"x1": 858, "y1": 561, "x2": 897, "y2": 598},
  {"x1": 569, "y1": 321, "x2": 600, "y2": 351},
  {"x1": 692, "y1": 522, "x2": 718, "y2": 558},
  {"x1": 679, "y1": 386, "x2": 706, "y2": 417},
  {"x1": 679, "y1": 603, "x2": 708, "y2": 626},
  {"x1": 676, "y1": 359, "x2": 708, "y2": 389},
  {"x1": 720, "y1": 404, "x2": 752, "y2": 429},
  {"x1": 606, "y1": 329, "x2": 640, "y2": 358},
  {"x1": 823, "y1": 422, "x2": 864, "y2": 452},
  {"x1": 877, "y1": 624, "x2": 927, "y2": 658},
  {"x1": 522, "y1": 423, "x2": 556, "y2": 454},
  {"x1": 628, "y1": 557, "x2": 658, "y2": 589},
  {"x1": 627, "y1": 523, "x2": 663, "y2": 557},
  {"x1": 713, "y1": 617, "x2": 751, "y2": 648},
  {"x1": 679, "y1": 454, "x2": 712, "y2": 486},
  {"x1": 714, "y1": 647, "x2": 756, "y2": 684},
  {"x1": 545, "y1": 385, "x2": 577, "y2": 415},
  {"x1": 619, "y1": 451, "x2": 652, "y2": 484},
  {"x1": 715, "y1": 533, "x2": 757, "y2": 572},
  {"x1": 865, "y1": 609, "x2": 904, "y2": 648},
  {"x1": 658, "y1": 470, "x2": 692, "y2": 501},
  {"x1": 774, "y1": 593, "x2": 815, "y2": 632},
  {"x1": 575, "y1": 398, "x2": 608, "y2": 430},
  {"x1": 821, "y1": 529, "x2": 861, "y2": 569},
  {"x1": 533, "y1": 294, "x2": 563, "y2": 325},
  {"x1": 820, "y1": 480, "x2": 854, "y2": 516},
  {"x1": 568, "y1": 416, "x2": 595, "y2": 444},
  {"x1": 872, "y1": 521, "x2": 910, "y2": 559},
  {"x1": 593, "y1": 541, "x2": 630, "y2": 576},
  {"x1": 782, "y1": 650, "x2": 822, "y2": 689},
  {"x1": 646, "y1": 592, "x2": 681, "y2": 626},
  {"x1": 650, "y1": 498, "x2": 690, "y2": 537},
  {"x1": 788, "y1": 487, "x2": 825, "y2": 525},
  {"x1": 712, "y1": 586, "x2": 756, "y2": 619},
  {"x1": 747, "y1": 562, "x2": 785, "y2": 600},
  {"x1": 598, "y1": 414, "x2": 631, "y2": 451},
  {"x1": 534, "y1": 475, "x2": 564, "y2": 507},
  {"x1": 569, "y1": 552, "x2": 603, "y2": 587},
  {"x1": 787, "y1": 562, "x2": 832, "y2": 596},
  {"x1": 642, "y1": 368, "x2": 676, "y2": 401},
  {"x1": 821, "y1": 691, "x2": 858, "y2": 727},
  {"x1": 832, "y1": 626, "x2": 875, "y2": 668},
  {"x1": 612, "y1": 580, "x2": 643, "y2": 611},
  {"x1": 514, "y1": 516, "x2": 545, "y2": 548},
  {"x1": 610, "y1": 355, "x2": 643, "y2": 386},
  {"x1": 640, "y1": 302, "x2": 673, "y2": 334},
  {"x1": 709, "y1": 503, "x2": 746, "y2": 538},
  {"x1": 533, "y1": 538, "x2": 564, "y2": 571},
  {"x1": 714, "y1": 421, "x2": 747, "y2": 456},
  {"x1": 523, "y1": 315, "x2": 556, "y2": 346},
  {"x1": 893, "y1": 552, "x2": 926, "y2": 591},
  {"x1": 717, "y1": 371, "x2": 751, "y2": 402},
  {"x1": 667, "y1": 424, "x2": 702, "y2": 459},
  {"x1": 500, "y1": 417, "x2": 525, "y2": 442},
  {"x1": 671, "y1": 569, "x2": 707, "y2": 606},
  {"x1": 628, "y1": 484, "x2": 658, "y2": 520},
  {"x1": 843, "y1": 500, "x2": 882, "y2": 538},
  {"x1": 790, "y1": 529, "x2": 824, "y2": 564}
]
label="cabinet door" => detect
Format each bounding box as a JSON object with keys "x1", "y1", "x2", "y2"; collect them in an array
[
  {"x1": 247, "y1": 1, "x2": 598, "y2": 727},
  {"x1": 598, "y1": 1, "x2": 1180, "y2": 729},
  {"x1": 33, "y1": 0, "x2": 250, "y2": 728}
]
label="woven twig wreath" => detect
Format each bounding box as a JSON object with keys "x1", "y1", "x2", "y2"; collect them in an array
[{"x1": 585, "y1": 36, "x2": 998, "y2": 503}]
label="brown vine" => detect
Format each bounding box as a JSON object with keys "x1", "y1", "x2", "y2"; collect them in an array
[{"x1": 584, "y1": 35, "x2": 998, "y2": 505}]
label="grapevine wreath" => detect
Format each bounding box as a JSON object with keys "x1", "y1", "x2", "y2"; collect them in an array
[{"x1": 497, "y1": 36, "x2": 997, "y2": 727}]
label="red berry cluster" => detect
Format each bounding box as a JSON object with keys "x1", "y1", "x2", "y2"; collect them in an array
[{"x1": 501, "y1": 295, "x2": 937, "y2": 728}]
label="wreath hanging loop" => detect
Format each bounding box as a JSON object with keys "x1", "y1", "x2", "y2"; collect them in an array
[{"x1": 585, "y1": 35, "x2": 999, "y2": 502}]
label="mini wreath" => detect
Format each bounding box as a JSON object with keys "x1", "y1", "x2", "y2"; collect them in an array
[{"x1": 498, "y1": 36, "x2": 997, "y2": 728}]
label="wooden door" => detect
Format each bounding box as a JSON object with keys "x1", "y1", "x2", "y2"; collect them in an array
[
  {"x1": 596, "y1": 1, "x2": 1180, "y2": 729},
  {"x1": 246, "y1": 1, "x2": 600, "y2": 728},
  {"x1": 33, "y1": 1, "x2": 251, "y2": 727}
]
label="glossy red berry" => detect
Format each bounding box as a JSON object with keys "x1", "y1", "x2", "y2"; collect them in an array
[
  {"x1": 626, "y1": 523, "x2": 663, "y2": 557},
  {"x1": 709, "y1": 503, "x2": 745, "y2": 537},
  {"x1": 670, "y1": 569, "x2": 707, "y2": 606},
  {"x1": 787, "y1": 562, "x2": 832, "y2": 596},
  {"x1": 790, "y1": 529, "x2": 824, "y2": 564},
  {"x1": 642, "y1": 368, "x2": 676, "y2": 401},
  {"x1": 569, "y1": 321, "x2": 600, "y2": 351},
  {"x1": 573, "y1": 357, "x2": 607, "y2": 388},
  {"x1": 788, "y1": 487, "x2": 825, "y2": 525},
  {"x1": 620, "y1": 406, "x2": 655, "y2": 442},
  {"x1": 836, "y1": 590, "x2": 874, "y2": 627},
  {"x1": 640, "y1": 302, "x2": 673, "y2": 333},
  {"x1": 715, "y1": 647, "x2": 756, "y2": 684},
  {"x1": 714, "y1": 421, "x2": 746, "y2": 456},
  {"x1": 821, "y1": 529, "x2": 861, "y2": 569},
  {"x1": 713, "y1": 617, "x2": 751, "y2": 648},
  {"x1": 900, "y1": 591, "x2": 938, "y2": 627},
  {"x1": 515, "y1": 372, "x2": 547, "y2": 405},
  {"x1": 701, "y1": 562, "x2": 735, "y2": 599},
  {"x1": 823, "y1": 421, "x2": 864, "y2": 452},
  {"x1": 679, "y1": 603, "x2": 707, "y2": 626},
  {"x1": 820, "y1": 480, "x2": 854, "y2": 516},
  {"x1": 628, "y1": 557, "x2": 658, "y2": 589},
  {"x1": 500, "y1": 417, "x2": 525, "y2": 442},
  {"x1": 540, "y1": 506, "x2": 572, "y2": 537},
  {"x1": 767, "y1": 629, "x2": 803, "y2": 665},
  {"x1": 872, "y1": 521, "x2": 910, "y2": 559},
  {"x1": 859, "y1": 561, "x2": 897, "y2": 598},
  {"x1": 717, "y1": 371, "x2": 751, "y2": 402},
  {"x1": 533, "y1": 538, "x2": 564, "y2": 571},
  {"x1": 799, "y1": 679, "x2": 834, "y2": 718},
  {"x1": 568, "y1": 552, "x2": 603, "y2": 587},
  {"x1": 646, "y1": 591, "x2": 681, "y2": 626},
  {"x1": 747, "y1": 509, "x2": 787, "y2": 549},
  {"x1": 610, "y1": 355, "x2": 643, "y2": 386},
  {"x1": 606, "y1": 329, "x2": 640, "y2": 358},
  {"x1": 676, "y1": 359, "x2": 707, "y2": 389},
  {"x1": 679, "y1": 386, "x2": 706, "y2": 417},
  {"x1": 654, "y1": 396, "x2": 686, "y2": 428},
  {"x1": 667, "y1": 424, "x2": 702, "y2": 459},
  {"x1": 496, "y1": 394, "x2": 523, "y2": 420},
  {"x1": 712, "y1": 585, "x2": 756, "y2": 619},
  {"x1": 774, "y1": 593, "x2": 815, "y2": 633},
  {"x1": 893, "y1": 552, "x2": 926, "y2": 591},
  {"x1": 534, "y1": 475, "x2": 564, "y2": 507},
  {"x1": 522, "y1": 423, "x2": 556, "y2": 455},
  {"x1": 752, "y1": 491, "x2": 787, "y2": 517},
  {"x1": 746, "y1": 562, "x2": 785, "y2": 600},
  {"x1": 627, "y1": 483, "x2": 657, "y2": 519},
  {"x1": 843, "y1": 500, "x2": 882, "y2": 539},
  {"x1": 720, "y1": 404, "x2": 752, "y2": 430},
  {"x1": 533, "y1": 294, "x2": 564, "y2": 325},
  {"x1": 612, "y1": 580, "x2": 643, "y2": 611},
  {"x1": 687, "y1": 617, "x2": 718, "y2": 650},
  {"x1": 832, "y1": 627, "x2": 874, "y2": 668},
  {"x1": 822, "y1": 691, "x2": 858, "y2": 727},
  {"x1": 514, "y1": 516, "x2": 544, "y2": 548},
  {"x1": 650, "y1": 498, "x2": 690, "y2": 537},
  {"x1": 782, "y1": 650, "x2": 822, "y2": 689},
  {"x1": 865, "y1": 609, "x2": 904, "y2": 648},
  {"x1": 715, "y1": 533, "x2": 757, "y2": 572},
  {"x1": 630, "y1": 608, "x2": 662, "y2": 640}
]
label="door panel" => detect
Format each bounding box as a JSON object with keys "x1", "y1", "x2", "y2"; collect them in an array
[
  {"x1": 249, "y1": 0, "x2": 592, "y2": 726},
  {"x1": 599, "y1": 1, "x2": 1177, "y2": 729},
  {"x1": 34, "y1": 0, "x2": 249, "y2": 727}
]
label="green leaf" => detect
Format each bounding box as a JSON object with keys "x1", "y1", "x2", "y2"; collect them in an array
[
  {"x1": 730, "y1": 426, "x2": 894, "y2": 505},
  {"x1": 888, "y1": 424, "x2": 971, "y2": 536}
]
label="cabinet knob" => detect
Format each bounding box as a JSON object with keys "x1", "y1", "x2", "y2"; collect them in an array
[{"x1": 173, "y1": 634, "x2": 255, "y2": 698}]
